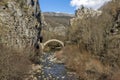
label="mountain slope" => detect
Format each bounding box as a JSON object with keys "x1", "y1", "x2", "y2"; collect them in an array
[
  {"x1": 42, "y1": 12, "x2": 74, "y2": 41},
  {"x1": 43, "y1": 12, "x2": 74, "y2": 28}
]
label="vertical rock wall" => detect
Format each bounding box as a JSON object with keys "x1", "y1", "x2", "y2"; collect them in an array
[{"x1": 0, "y1": 0, "x2": 42, "y2": 49}]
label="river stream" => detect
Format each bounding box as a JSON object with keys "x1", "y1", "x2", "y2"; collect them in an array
[{"x1": 37, "y1": 52, "x2": 79, "y2": 80}]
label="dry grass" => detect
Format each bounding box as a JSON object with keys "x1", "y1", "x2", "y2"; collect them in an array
[
  {"x1": 111, "y1": 71, "x2": 120, "y2": 80},
  {"x1": 0, "y1": 43, "x2": 34, "y2": 80},
  {"x1": 61, "y1": 45, "x2": 111, "y2": 80},
  {"x1": 106, "y1": 71, "x2": 120, "y2": 80}
]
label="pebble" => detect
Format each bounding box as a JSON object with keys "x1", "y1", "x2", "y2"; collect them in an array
[
  {"x1": 41, "y1": 71, "x2": 44, "y2": 75},
  {"x1": 62, "y1": 76, "x2": 65, "y2": 79},
  {"x1": 38, "y1": 76, "x2": 41, "y2": 78},
  {"x1": 36, "y1": 70, "x2": 41, "y2": 73},
  {"x1": 49, "y1": 75, "x2": 52, "y2": 78},
  {"x1": 47, "y1": 67, "x2": 51, "y2": 69},
  {"x1": 57, "y1": 77, "x2": 59, "y2": 79}
]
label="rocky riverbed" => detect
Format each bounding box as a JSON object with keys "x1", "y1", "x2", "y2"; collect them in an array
[{"x1": 29, "y1": 52, "x2": 79, "y2": 80}]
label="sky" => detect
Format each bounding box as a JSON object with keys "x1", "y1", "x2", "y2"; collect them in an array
[{"x1": 39, "y1": 0, "x2": 111, "y2": 14}]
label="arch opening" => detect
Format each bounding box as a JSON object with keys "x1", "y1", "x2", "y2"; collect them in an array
[{"x1": 42, "y1": 39, "x2": 64, "y2": 51}]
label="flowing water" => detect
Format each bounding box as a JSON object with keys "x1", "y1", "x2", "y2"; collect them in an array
[{"x1": 37, "y1": 52, "x2": 79, "y2": 80}]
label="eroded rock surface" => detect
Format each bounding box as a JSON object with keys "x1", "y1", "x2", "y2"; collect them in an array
[{"x1": 0, "y1": 0, "x2": 42, "y2": 49}]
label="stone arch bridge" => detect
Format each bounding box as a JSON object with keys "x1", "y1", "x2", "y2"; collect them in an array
[{"x1": 39, "y1": 39, "x2": 64, "y2": 50}]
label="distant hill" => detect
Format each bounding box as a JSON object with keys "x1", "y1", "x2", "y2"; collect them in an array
[
  {"x1": 43, "y1": 12, "x2": 74, "y2": 28},
  {"x1": 43, "y1": 12, "x2": 74, "y2": 17},
  {"x1": 42, "y1": 12, "x2": 74, "y2": 39}
]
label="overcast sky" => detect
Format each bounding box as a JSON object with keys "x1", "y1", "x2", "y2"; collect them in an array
[{"x1": 39, "y1": 0, "x2": 111, "y2": 13}]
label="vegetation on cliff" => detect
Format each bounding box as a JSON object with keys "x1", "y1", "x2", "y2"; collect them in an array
[{"x1": 61, "y1": 0, "x2": 120, "y2": 80}]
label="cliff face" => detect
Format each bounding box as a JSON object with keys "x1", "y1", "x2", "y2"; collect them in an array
[
  {"x1": 70, "y1": 7, "x2": 102, "y2": 25},
  {"x1": 0, "y1": 0, "x2": 42, "y2": 49}
]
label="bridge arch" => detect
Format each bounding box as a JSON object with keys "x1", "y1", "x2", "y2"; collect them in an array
[{"x1": 42, "y1": 39, "x2": 64, "y2": 50}]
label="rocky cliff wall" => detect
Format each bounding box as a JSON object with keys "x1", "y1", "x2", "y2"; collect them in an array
[
  {"x1": 70, "y1": 7, "x2": 102, "y2": 25},
  {"x1": 0, "y1": 0, "x2": 42, "y2": 49}
]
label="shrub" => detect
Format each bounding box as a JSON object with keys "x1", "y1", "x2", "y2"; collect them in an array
[{"x1": 62, "y1": 45, "x2": 111, "y2": 80}]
